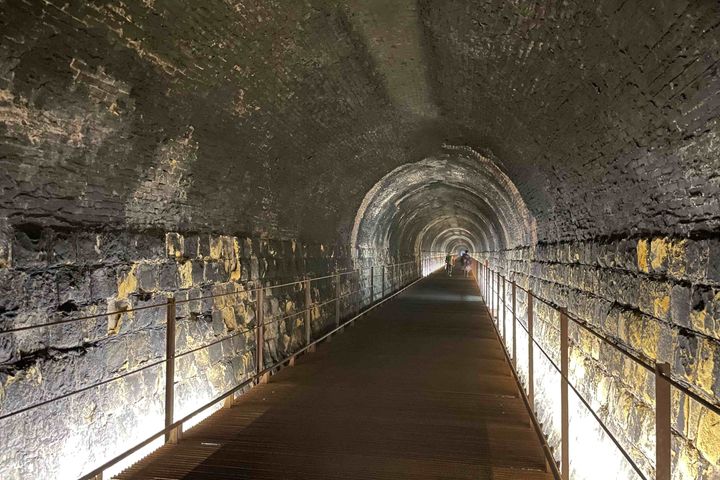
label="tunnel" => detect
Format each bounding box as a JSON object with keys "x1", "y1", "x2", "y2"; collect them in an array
[{"x1": 0, "y1": 1, "x2": 719, "y2": 479}]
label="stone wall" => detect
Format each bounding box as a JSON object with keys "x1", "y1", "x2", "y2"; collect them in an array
[
  {"x1": 0, "y1": 223, "x2": 419, "y2": 479},
  {"x1": 478, "y1": 236, "x2": 720, "y2": 479}
]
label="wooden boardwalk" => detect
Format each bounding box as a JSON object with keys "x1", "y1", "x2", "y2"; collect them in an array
[{"x1": 117, "y1": 271, "x2": 552, "y2": 480}]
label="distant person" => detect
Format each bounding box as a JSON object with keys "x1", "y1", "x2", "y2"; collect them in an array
[
  {"x1": 445, "y1": 253, "x2": 453, "y2": 276},
  {"x1": 461, "y1": 250, "x2": 472, "y2": 277}
]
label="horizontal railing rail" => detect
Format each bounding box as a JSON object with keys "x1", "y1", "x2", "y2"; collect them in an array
[{"x1": 473, "y1": 260, "x2": 720, "y2": 480}]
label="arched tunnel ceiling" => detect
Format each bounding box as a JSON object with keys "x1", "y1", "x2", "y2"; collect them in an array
[
  {"x1": 1, "y1": 0, "x2": 719, "y2": 248},
  {"x1": 352, "y1": 146, "x2": 535, "y2": 255},
  {"x1": 351, "y1": 148, "x2": 535, "y2": 257}
]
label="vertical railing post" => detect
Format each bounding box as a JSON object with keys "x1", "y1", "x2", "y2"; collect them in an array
[
  {"x1": 165, "y1": 296, "x2": 179, "y2": 443},
  {"x1": 370, "y1": 266, "x2": 375, "y2": 303},
  {"x1": 655, "y1": 362, "x2": 672, "y2": 480},
  {"x1": 482, "y1": 264, "x2": 486, "y2": 298},
  {"x1": 381, "y1": 264, "x2": 386, "y2": 298},
  {"x1": 355, "y1": 269, "x2": 361, "y2": 319},
  {"x1": 502, "y1": 276, "x2": 506, "y2": 342},
  {"x1": 484, "y1": 265, "x2": 488, "y2": 300},
  {"x1": 511, "y1": 280, "x2": 517, "y2": 368},
  {"x1": 305, "y1": 277, "x2": 313, "y2": 351},
  {"x1": 392, "y1": 263, "x2": 395, "y2": 292},
  {"x1": 485, "y1": 262, "x2": 489, "y2": 301},
  {"x1": 528, "y1": 290, "x2": 535, "y2": 407},
  {"x1": 335, "y1": 271, "x2": 341, "y2": 328},
  {"x1": 560, "y1": 308, "x2": 569, "y2": 480},
  {"x1": 490, "y1": 268, "x2": 494, "y2": 317},
  {"x1": 256, "y1": 286, "x2": 268, "y2": 383},
  {"x1": 495, "y1": 272, "x2": 500, "y2": 324},
  {"x1": 487, "y1": 266, "x2": 491, "y2": 307}
]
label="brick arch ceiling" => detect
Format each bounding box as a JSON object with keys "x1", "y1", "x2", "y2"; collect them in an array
[
  {"x1": 350, "y1": 148, "x2": 535, "y2": 257},
  {"x1": 1, "y1": 1, "x2": 718, "y2": 246}
]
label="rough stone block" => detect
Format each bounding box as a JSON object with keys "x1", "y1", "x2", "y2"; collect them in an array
[
  {"x1": 671, "y1": 284, "x2": 691, "y2": 328},
  {"x1": 650, "y1": 237, "x2": 670, "y2": 273},
  {"x1": 191, "y1": 261, "x2": 205, "y2": 286},
  {"x1": 50, "y1": 230, "x2": 77, "y2": 265},
  {"x1": 90, "y1": 267, "x2": 116, "y2": 301},
  {"x1": 158, "y1": 262, "x2": 179, "y2": 291},
  {"x1": 674, "y1": 331, "x2": 700, "y2": 383},
  {"x1": 707, "y1": 239, "x2": 720, "y2": 284},
  {"x1": 183, "y1": 235, "x2": 200, "y2": 259},
  {"x1": 116, "y1": 265, "x2": 138, "y2": 300},
  {"x1": 166, "y1": 232, "x2": 184, "y2": 259},
  {"x1": 55, "y1": 267, "x2": 91, "y2": 310},
  {"x1": 198, "y1": 235, "x2": 211, "y2": 259},
  {"x1": 637, "y1": 239, "x2": 650, "y2": 273},
  {"x1": 104, "y1": 337, "x2": 129, "y2": 374},
  {"x1": 686, "y1": 240, "x2": 710, "y2": 283},
  {"x1": 136, "y1": 263, "x2": 158, "y2": 292},
  {"x1": 0, "y1": 269, "x2": 25, "y2": 315},
  {"x1": 11, "y1": 223, "x2": 49, "y2": 268},
  {"x1": 203, "y1": 261, "x2": 225, "y2": 283},
  {"x1": 0, "y1": 218, "x2": 10, "y2": 269},
  {"x1": 0, "y1": 334, "x2": 17, "y2": 364},
  {"x1": 690, "y1": 286, "x2": 719, "y2": 338}
]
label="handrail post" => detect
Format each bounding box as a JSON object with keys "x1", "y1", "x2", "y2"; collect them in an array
[
  {"x1": 257, "y1": 286, "x2": 268, "y2": 384},
  {"x1": 482, "y1": 264, "x2": 485, "y2": 299},
  {"x1": 381, "y1": 265, "x2": 386, "y2": 298},
  {"x1": 502, "y1": 275, "x2": 506, "y2": 342},
  {"x1": 485, "y1": 262, "x2": 489, "y2": 301},
  {"x1": 528, "y1": 290, "x2": 535, "y2": 407},
  {"x1": 165, "y1": 296, "x2": 180, "y2": 443},
  {"x1": 484, "y1": 265, "x2": 488, "y2": 300},
  {"x1": 511, "y1": 280, "x2": 517, "y2": 367},
  {"x1": 490, "y1": 268, "x2": 494, "y2": 316},
  {"x1": 655, "y1": 362, "x2": 672, "y2": 480},
  {"x1": 335, "y1": 271, "x2": 341, "y2": 328},
  {"x1": 484, "y1": 264, "x2": 487, "y2": 299},
  {"x1": 560, "y1": 307, "x2": 569, "y2": 480},
  {"x1": 352, "y1": 269, "x2": 359, "y2": 322},
  {"x1": 305, "y1": 277, "x2": 313, "y2": 351},
  {"x1": 495, "y1": 271, "x2": 500, "y2": 324}
]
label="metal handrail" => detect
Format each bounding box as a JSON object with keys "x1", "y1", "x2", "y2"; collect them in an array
[
  {"x1": 477, "y1": 262, "x2": 720, "y2": 480},
  {"x1": 493, "y1": 267, "x2": 719, "y2": 416},
  {"x1": 511, "y1": 304, "x2": 648, "y2": 480},
  {"x1": 485, "y1": 296, "x2": 563, "y2": 480}
]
